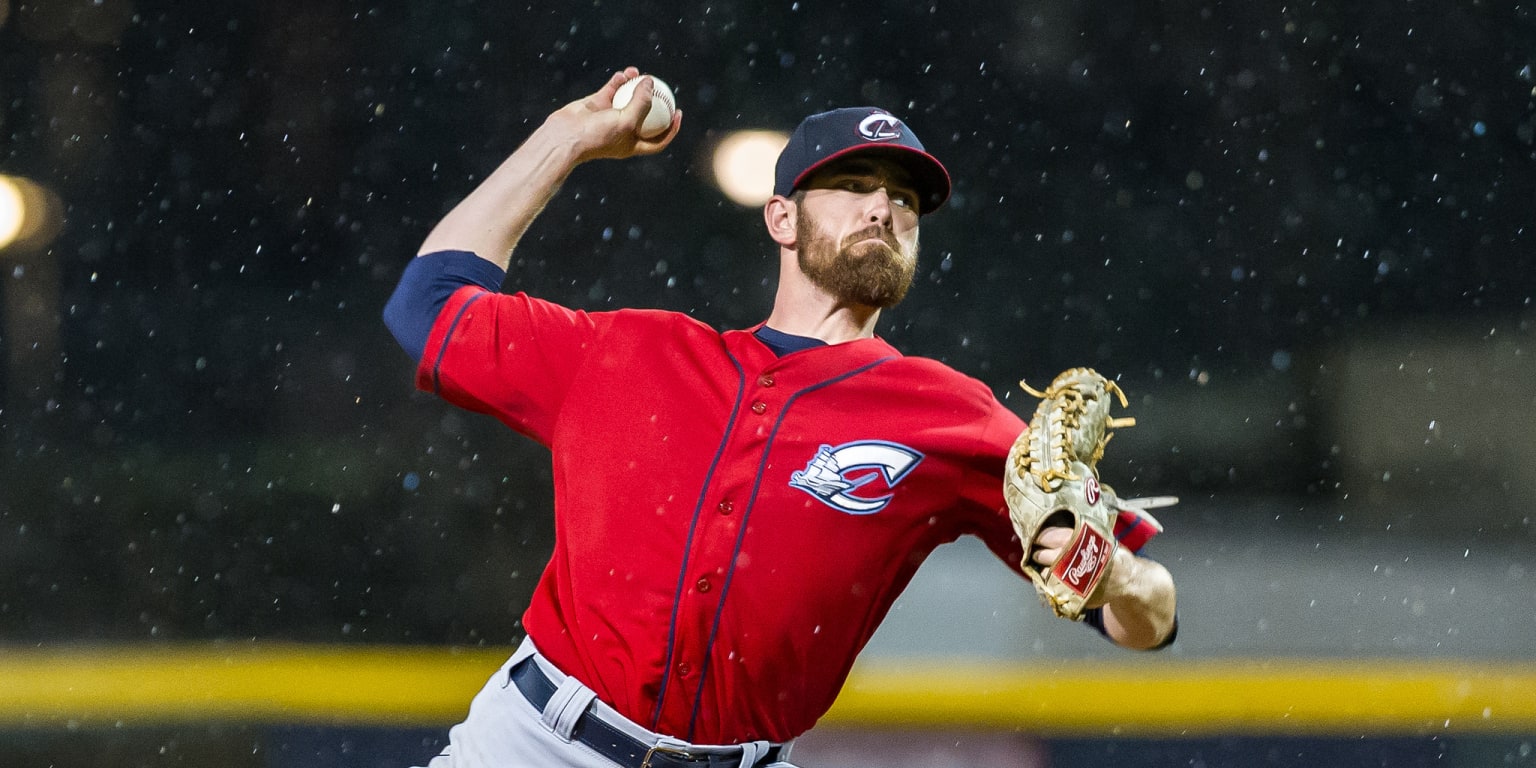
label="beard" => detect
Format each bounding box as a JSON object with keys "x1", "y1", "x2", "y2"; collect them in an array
[{"x1": 796, "y1": 211, "x2": 919, "y2": 309}]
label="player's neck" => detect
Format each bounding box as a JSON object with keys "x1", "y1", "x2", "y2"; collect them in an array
[{"x1": 765, "y1": 272, "x2": 881, "y2": 345}]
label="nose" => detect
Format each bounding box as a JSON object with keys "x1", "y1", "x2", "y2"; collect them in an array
[{"x1": 863, "y1": 188, "x2": 893, "y2": 227}]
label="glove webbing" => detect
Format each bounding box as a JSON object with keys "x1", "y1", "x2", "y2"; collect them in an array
[{"x1": 1018, "y1": 367, "x2": 1135, "y2": 491}]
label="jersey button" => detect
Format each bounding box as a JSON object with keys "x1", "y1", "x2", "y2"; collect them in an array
[
  {"x1": 758, "y1": 374, "x2": 775, "y2": 387},
  {"x1": 751, "y1": 401, "x2": 768, "y2": 414},
  {"x1": 695, "y1": 577, "x2": 711, "y2": 593},
  {"x1": 717, "y1": 500, "x2": 733, "y2": 515},
  {"x1": 677, "y1": 662, "x2": 691, "y2": 677}
]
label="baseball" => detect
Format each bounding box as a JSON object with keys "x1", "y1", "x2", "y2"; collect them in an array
[{"x1": 612, "y1": 75, "x2": 676, "y2": 139}]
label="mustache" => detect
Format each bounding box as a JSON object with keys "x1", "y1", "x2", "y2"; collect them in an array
[{"x1": 841, "y1": 226, "x2": 901, "y2": 251}]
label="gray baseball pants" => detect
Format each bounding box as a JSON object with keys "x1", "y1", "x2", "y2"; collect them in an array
[{"x1": 415, "y1": 636, "x2": 800, "y2": 768}]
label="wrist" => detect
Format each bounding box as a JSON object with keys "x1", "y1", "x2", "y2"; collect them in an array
[
  {"x1": 1099, "y1": 552, "x2": 1177, "y2": 649},
  {"x1": 1096, "y1": 545, "x2": 1144, "y2": 606},
  {"x1": 521, "y1": 120, "x2": 589, "y2": 173}
]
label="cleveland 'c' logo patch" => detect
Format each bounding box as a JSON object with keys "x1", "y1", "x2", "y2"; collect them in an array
[
  {"x1": 789, "y1": 440, "x2": 924, "y2": 515},
  {"x1": 858, "y1": 113, "x2": 904, "y2": 142}
]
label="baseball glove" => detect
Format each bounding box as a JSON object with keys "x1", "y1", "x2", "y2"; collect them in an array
[{"x1": 1004, "y1": 368, "x2": 1168, "y2": 620}]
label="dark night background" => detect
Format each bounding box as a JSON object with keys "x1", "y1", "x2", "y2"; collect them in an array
[{"x1": 1, "y1": 0, "x2": 1533, "y2": 765}]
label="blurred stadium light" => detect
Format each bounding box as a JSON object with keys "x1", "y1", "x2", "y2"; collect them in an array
[
  {"x1": 0, "y1": 176, "x2": 24, "y2": 248},
  {"x1": 710, "y1": 129, "x2": 789, "y2": 208},
  {"x1": 0, "y1": 174, "x2": 65, "y2": 413},
  {"x1": 0, "y1": 174, "x2": 62, "y2": 253}
]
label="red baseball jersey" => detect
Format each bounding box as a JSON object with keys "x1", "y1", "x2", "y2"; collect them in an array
[{"x1": 416, "y1": 285, "x2": 1138, "y2": 744}]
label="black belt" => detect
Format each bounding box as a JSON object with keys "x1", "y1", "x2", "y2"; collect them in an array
[{"x1": 509, "y1": 657, "x2": 783, "y2": 768}]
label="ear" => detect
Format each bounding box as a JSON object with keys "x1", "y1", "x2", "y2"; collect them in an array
[{"x1": 763, "y1": 195, "x2": 797, "y2": 248}]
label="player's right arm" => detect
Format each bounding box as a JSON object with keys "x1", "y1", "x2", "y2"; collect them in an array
[
  {"x1": 383, "y1": 68, "x2": 681, "y2": 363},
  {"x1": 416, "y1": 67, "x2": 681, "y2": 269}
]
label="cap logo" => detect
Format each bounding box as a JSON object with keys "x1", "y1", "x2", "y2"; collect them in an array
[{"x1": 857, "y1": 113, "x2": 904, "y2": 142}]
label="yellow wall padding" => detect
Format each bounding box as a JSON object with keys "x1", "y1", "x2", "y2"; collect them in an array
[
  {"x1": 826, "y1": 658, "x2": 1536, "y2": 736},
  {"x1": 1, "y1": 645, "x2": 1532, "y2": 735}
]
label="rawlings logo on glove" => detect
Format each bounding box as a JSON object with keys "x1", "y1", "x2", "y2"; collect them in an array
[
  {"x1": 1004, "y1": 368, "x2": 1172, "y2": 620},
  {"x1": 1061, "y1": 524, "x2": 1109, "y2": 589}
]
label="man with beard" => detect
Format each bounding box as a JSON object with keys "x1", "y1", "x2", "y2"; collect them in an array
[{"x1": 384, "y1": 68, "x2": 1177, "y2": 768}]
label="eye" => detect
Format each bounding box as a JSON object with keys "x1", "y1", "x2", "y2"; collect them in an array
[{"x1": 884, "y1": 186, "x2": 920, "y2": 211}]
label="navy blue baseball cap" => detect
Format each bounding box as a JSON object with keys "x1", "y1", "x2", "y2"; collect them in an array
[{"x1": 773, "y1": 107, "x2": 952, "y2": 214}]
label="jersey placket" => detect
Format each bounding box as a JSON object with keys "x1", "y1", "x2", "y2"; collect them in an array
[{"x1": 653, "y1": 363, "x2": 784, "y2": 739}]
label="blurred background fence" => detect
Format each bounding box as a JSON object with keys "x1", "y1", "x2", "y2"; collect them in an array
[{"x1": 1, "y1": 0, "x2": 1533, "y2": 765}]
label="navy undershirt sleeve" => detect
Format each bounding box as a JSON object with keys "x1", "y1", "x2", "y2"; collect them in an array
[{"x1": 383, "y1": 250, "x2": 506, "y2": 361}]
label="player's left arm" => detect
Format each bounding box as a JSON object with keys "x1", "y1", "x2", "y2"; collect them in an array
[
  {"x1": 1031, "y1": 527, "x2": 1178, "y2": 650},
  {"x1": 963, "y1": 387, "x2": 1177, "y2": 650}
]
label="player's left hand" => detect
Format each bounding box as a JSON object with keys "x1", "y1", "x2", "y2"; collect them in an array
[{"x1": 1029, "y1": 525, "x2": 1138, "y2": 609}]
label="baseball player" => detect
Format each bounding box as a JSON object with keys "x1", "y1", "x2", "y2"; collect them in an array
[{"x1": 383, "y1": 68, "x2": 1177, "y2": 768}]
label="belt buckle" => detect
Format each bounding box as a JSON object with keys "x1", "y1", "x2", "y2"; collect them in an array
[{"x1": 640, "y1": 743, "x2": 696, "y2": 768}]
